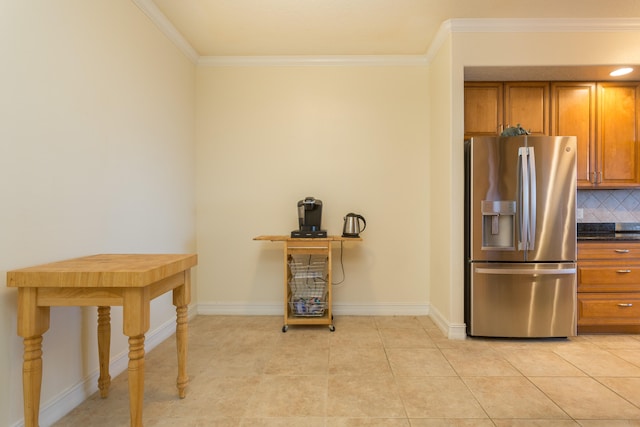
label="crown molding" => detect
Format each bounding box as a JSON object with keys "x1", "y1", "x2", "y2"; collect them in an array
[
  {"x1": 424, "y1": 20, "x2": 453, "y2": 64},
  {"x1": 131, "y1": 0, "x2": 199, "y2": 63},
  {"x1": 449, "y1": 17, "x2": 640, "y2": 33},
  {"x1": 425, "y1": 17, "x2": 640, "y2": 64},
  {"x1": 197, "y1": 54, "x2": 428, "y2": 67}
]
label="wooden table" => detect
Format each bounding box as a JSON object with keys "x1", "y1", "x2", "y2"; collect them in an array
[{"x1": 6, "y1": 254, "x2": 198, "y2": 427}]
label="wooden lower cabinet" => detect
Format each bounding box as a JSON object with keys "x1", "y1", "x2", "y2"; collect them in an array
[
  {"x1": 578, "y1": 242, "x2": 640, "y2": 333},
  {"x1": 578, "y1": 293, "x2": 640, "y2": 333}
]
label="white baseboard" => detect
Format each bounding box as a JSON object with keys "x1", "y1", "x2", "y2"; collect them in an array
[
  {"x1": 197, "y1": 301, "x2": 467, "y2": 339},
  {"x1": 333, "y1": 302, "x2": 430, "y2": 316},
  {"x1": 28, "y1": 305, "x2": 198, "y2": 427},
  {"x1": 196, "y1": 301, "x2": 430, "y2": 316},
  {"x1": 197, "y1": 302, "x2": 283, "y2": 315},
  {"x1": 428, "y1": 304, "x2": 467, "y2": 340}
]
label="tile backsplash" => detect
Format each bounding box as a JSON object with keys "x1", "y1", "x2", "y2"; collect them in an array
[{"x1": 578, "y1": 189, "x2": 640, "y2": 223}]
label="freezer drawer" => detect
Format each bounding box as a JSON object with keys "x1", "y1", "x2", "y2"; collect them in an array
[{"x1": 469, "y1": 262, "x2": 577, "y2": 338}]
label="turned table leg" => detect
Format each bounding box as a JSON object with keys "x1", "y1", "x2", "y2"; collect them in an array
[
  {"x1": 22, "y1": 336, "x2": 44, "y2": 427},
  {"x1": 17, "y1": 288, "x2": 50, "y2": 427},
  {"x1": 97, "y1": 306, "x2": 111, "y2": 398},
  {"x1": 175, "y1": 305, "x2": 188, "y2": 398},
  {"x1": 123, "y1": 288, "x2": 150, "y2": 427},
  {"x1": 127, "y1": 334, "x2": 146, "y2": 426},
  {"x1": 173, "y1": 271, "x2": 191, "y2": 398}
]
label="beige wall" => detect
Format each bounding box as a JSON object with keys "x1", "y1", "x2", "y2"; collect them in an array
[
  {"x1": 195, "y1": 65, "x2": 430, "y2": 314},
  {"x1": 426, "y1": 33, "x2": 464, "y2": 336},
  {"x1": 0, "y1": 1, "x2": 196, "y2": 425}
]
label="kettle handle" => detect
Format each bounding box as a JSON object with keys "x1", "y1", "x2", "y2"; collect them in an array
[{"x1": 357, "y1": 215, "x2": 366, "y2": 232}]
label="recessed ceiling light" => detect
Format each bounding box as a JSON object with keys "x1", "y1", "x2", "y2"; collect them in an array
[{"x1": 610, "y1": 67, "x2": 634, "y2": 77}]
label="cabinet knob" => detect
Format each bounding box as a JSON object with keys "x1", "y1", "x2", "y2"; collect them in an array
[
  {"x1": 615, "y1": 249, "x2": 631, "y2": 254},
  {"x1": 617, "y1": 303, "x2": 633, "y2": 307},
  {"x1": 616, "y1": 269, "x2": 632, "y2": 273}
]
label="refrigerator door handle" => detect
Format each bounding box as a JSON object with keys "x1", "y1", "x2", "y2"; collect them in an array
[
  {"x1": 517, "y1": 147, "x2": 530, "y2": 251},
  {"x1": 528, "y1": 146, "x2": 537, "y2": 250},
  {"x1": 475, "y1": 267, "x2": 576, "y2": 275},
  {"x1": 517, "y1": 145, "x2": 537, "y2": 252}
]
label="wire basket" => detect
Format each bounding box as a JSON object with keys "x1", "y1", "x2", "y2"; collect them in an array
[
  {"x1": 288, "y1": 254, "x2": 328, "y2": 316},
  {"x1": 289, "y1": 297, "x2": 327, "y2": 317},
  {"x1": 288, "y1": 254, "x2": 327, "y2": 279},
  {"x1": 289, "y1": 275, "x2": 326, "y2": 292}
]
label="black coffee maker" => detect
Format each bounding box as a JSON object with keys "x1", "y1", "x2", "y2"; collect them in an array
[{"x1": 291, "y1": 196, "x2": 327, "y2": 238}]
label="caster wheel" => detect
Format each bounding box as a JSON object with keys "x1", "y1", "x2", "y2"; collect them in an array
[
  {"x1": 282, "y1": 325, "x2": 288, "y2": 333},
  {"x1": 329, "y1": 325, "x2": 335, "y2": 332}
]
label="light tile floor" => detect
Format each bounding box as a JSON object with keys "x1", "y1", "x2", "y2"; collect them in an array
[{"x1": 54, "y1": 315, "x2": 640, "y2": 426}]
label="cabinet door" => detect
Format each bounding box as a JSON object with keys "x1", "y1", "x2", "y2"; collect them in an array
[
  {"x1": 597, "y1": 82, "x2": 640, "y2": 187},
  {"x1": 550, "y1": 83, "x2": 596, "y2": 188},
  {"x1": 504, "y1": 82, "x2": 549, "y2": 135},
  {"x1": 464, "y1": 82, "x2": 503, "y2": 137}
]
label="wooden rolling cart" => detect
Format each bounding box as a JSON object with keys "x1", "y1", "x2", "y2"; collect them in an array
[{"x1": 253, "y1": 235, "x2": 361, "y2": 332}]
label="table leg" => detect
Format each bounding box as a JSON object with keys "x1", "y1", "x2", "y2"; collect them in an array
[
  {"x1": 127, "y1": 334, "x2": 145, "y2": 426},
  {"x1": 97, "y1": 306, "x2": 111, "y2": 398},
  {"x1": 23, "y1": 336, "x2": 44, "y2": 427},
  {"x1": 123, "y1": 288, "x2": 150, "y2": 427},
  {"x1": 17, "y1": 288, "x2": 50, "y2": 427},
  {"x1": 173, "y1": 271, "x2": 191, "y2": 399},
  {"x1": 175, "y1": 305, "x2": 188, "y2": 398}
]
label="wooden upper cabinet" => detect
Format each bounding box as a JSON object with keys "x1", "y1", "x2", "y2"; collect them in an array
[
  {"x1": 464, "y1": 82, "x2": 503, "y2": 137},
  {"x1": 550, "y1": 82, "x2": 596, "y2": 188},
  {"x1": 597, "y1": 82, "x2": 640, "y2": 187},
  {"x1": 466, "y1": 80, "x2": 640, "y2": 189},
  {"x1": 464, "y1": 82, "x2": 548, "y2": 138},
  {"x1": 503, "y1": 82, "x2": 549, "y2": 135}
]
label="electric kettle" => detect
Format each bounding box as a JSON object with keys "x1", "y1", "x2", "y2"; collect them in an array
[{"x1": 342, "y1": 213, "x2": 366, "y2": 238}]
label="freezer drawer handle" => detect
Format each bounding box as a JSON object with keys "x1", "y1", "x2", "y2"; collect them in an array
[
  {"x1": 617, "y1": 269, "x2": 632, "y2": 273},
  {"x1": 618, "y1": 303, "x2": 633, "y2": 307},
  {"x1": 475, "y1": 267, "x2": 576, "y2": 275},
  {"x1": 615, "y1": 249, "x2": 631, "y2": 254}
]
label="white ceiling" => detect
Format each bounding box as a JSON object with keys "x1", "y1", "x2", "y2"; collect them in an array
[
  {"x1": 150, "y1": 0, "x2": 438, "y2": 56},
  {"x1": 148, "y1": 0, "x2": 640, "y2": 57}
]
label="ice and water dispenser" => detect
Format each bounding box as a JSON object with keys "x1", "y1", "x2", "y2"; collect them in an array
[{"x1": 481, "y1": 200, "x2": 516, "y2": 250}]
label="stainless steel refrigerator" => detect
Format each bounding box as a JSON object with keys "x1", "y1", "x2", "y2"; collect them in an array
[{"x1": 464, "y1": 136, "x2": 577, "y2": 338}]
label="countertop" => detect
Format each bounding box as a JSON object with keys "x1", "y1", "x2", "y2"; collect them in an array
[{"x1": 577, "y1": 223, "x2": 640, "y2": 241}]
